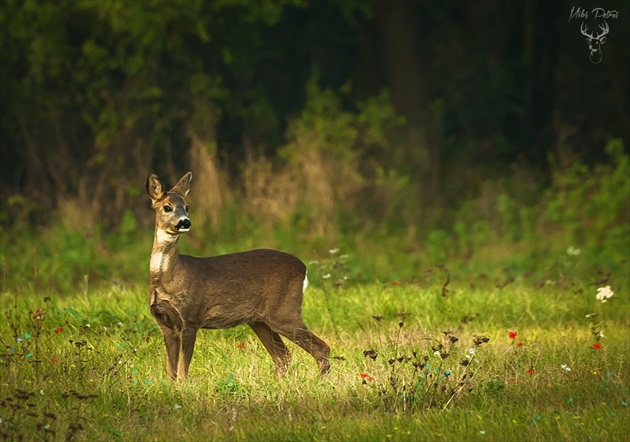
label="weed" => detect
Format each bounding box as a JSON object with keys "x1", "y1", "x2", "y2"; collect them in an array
[{"x1": 360, "y1": 316, "x2": 490, "y2": 414}]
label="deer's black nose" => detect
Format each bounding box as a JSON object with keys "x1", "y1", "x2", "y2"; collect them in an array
[{"x1": 176, "y1": 219, "x2": 191, "y2": 230}]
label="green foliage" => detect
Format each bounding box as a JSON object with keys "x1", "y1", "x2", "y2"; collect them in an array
[{"x1": 544, "y1": 139, "x2": 630, "y2": 267}]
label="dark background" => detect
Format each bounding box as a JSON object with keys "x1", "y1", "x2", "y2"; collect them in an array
[{"x1": 1, "y1": 0, "x2": 628, "y2": 230}]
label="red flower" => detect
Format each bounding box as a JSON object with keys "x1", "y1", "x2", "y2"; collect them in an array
[
  {"x1": 237, "y1": 343, "x2": 246, "y2": 349},
  {"x1": 391, "y1": 281, "x2": 399, "y2": 286},
  {"x1": 517, "y1": 342, "x2": 524, "y2": 347},
  {"x1": 51, "y1": 358, "x2": 58, "y2": 363},
  {"x1": 526, "y1": 369, "x2": 534, "y2": 374},
  {"x1": 509, "y1": 331, "x2": 517, "y2": 340},
  {"x1": 54, "y1": 327, "x2": 64, "y2": 334},
  {"x1": 360, "y1": 373, "x2": 374, "y2": 382},
  {"x1": 592, "y1": 343, "x2": 602, "y2": 350}
]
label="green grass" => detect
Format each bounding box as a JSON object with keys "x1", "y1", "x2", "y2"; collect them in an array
[{"x1": 1, "y1": 274, "x2": 628, "y2": 441}]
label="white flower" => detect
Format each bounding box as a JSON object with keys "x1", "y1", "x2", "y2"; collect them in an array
[
  {"x1": 567, "y1": 246, "x2": 581, "y2": 256},
  {"x1": 596, "y1": 286, "x2": 614, "y2": 303},
  {"x1": 561, "y1": 364, "x2": 571, "y2": 372},
  {"x1": 328, "y1": 248, "x2": 340, "y2": 255},
  {"x1": 174, "y1": 404, "x2": 182, "y2": 410},
  {"x1": 322, "y1": 273, "x2": 332, "y2": 279}
]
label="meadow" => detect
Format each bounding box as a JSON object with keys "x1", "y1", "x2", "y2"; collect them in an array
[
  {"x1": 1, "y1": 253, "x2": 628, "y2": 441},
  {"x1": 1, "y1": 142, "x2": 628, "y2": 440}
]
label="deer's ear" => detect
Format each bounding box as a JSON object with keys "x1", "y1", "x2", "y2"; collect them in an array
[
  {"x1": 171, "y1": 172, "x2": 192, "y2": 197},
  {"x1": 146, "y1": 174, "x2": 166, "y2": 205}
]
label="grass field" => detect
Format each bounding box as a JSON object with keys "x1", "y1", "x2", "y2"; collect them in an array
[{"x1": 1, "y1": 265, "x2": 628, "y2": 441}]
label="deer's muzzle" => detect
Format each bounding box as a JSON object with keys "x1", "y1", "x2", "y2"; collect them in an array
[{"x1": 175, "y1": 218, "x2": 191, "y2": 232}]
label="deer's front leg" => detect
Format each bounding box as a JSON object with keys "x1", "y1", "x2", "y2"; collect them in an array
[
  {"x1": 150, "y1": 299, "x2": 184, "y2": 381},
  {"x1": 162, "y1": 328, "x2": 181, "y2": 381},
  {"x1": 177, "y1": 327, "x2": 198, "y2": 381}
]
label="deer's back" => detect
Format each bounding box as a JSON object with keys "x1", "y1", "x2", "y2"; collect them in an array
[{"x1": 159, "y1": 249, "x2": 306, "y2": 327}]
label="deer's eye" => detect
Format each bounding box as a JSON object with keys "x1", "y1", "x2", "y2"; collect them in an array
[
  {"x1": 163, "y1": 205, "x2": 173, "y2": 213},
  {"x1": 185, "y1": 205, "x2": 190, "y2": 212}
]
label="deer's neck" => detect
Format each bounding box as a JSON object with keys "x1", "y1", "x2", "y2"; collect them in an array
[{"x1": 150, "y1": 228, "x2": 181, "y2": 283}]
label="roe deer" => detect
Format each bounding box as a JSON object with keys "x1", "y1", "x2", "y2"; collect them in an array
[{"x1": 146, "y1": 172, "x2": 330, "y2": 380}]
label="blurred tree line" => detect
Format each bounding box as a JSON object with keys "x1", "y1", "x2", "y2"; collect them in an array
[{"x1": 1, "y1": 0, "x2": 628, "y2": 233}]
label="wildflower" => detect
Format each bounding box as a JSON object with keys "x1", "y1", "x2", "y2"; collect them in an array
[
  {"x1": 517, "y1": 342, "x2": 524, "y2": 347},
  {"x1": 359, "y1": 373, "x2": 374, "y2": 382},
  {"x1": 328, "y1": 248, "x2": 340, "y2": 255},
  {"x1": 467, "y1": 348, "x2": 476, "y2": 357},
  {"x1": 566, "y1": 246, "x2": 581, "y2": 256},
  {"x1": 444, "y1": 370, "x2": 452, "y2": 377},
  {"x1": 561, "y1": 364, "x2": 571, "y2": 372},
  {"x1": 54, "y1": 327, "x2": 64, "y2": 334},
  {"x1": 51, "y1": 359, "x2": 58, "y2": 363},
  {"x1": 526, "y1": 369, "x2": 534, "y2": 374},
  {"x1": 479, "y1": 431, "x2": 486, "y2": 435},
  {"x1": 322, "y1": 273, "x2": 332, "y2": 279},
  {"x1": 509, "y1": 331, "x2": 517, "y2": 340},
  {"x1": 17, "y1": 337, "x2": 22, "y2": 343},
  {"x1": 596, "y1": 286, "x2": 614, "y2": 303},
  {"x1": 174, "y1": 404, "x2": 182, "y2": 410},
  {"x1": 391, "y1": 281, "x2": 399, "y2": 286},
  {"x1": 237, "y1": 343, "x2": 246, "y2": 349},
  {"x1": 592, "y1": 343, "x2": 602, "y2": 350},
  {"x1": 25, "y1": 333, "x2": 32, "y2": 339}
]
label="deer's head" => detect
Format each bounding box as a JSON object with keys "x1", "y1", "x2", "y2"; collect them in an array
[
  {"x1": 147, "y1": 172, "x2": 193, "y2": 237},
  {"x1": 580, "y1": 21, "x2": 609, "y2": 64}
]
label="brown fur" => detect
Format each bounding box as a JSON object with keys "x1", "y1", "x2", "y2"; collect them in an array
[{"x1": 147, "y1": 172, "x2": 330, "y2": 380}]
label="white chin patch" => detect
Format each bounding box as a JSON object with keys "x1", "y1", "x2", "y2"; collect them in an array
[
  {"x1": 156, "y1": 228, "x2": 178, "y2": 243},
  {"x1": 178, "y1": 227, "x2": 190, "y2": 233}
]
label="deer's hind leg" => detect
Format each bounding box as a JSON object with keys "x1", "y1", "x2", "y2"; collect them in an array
[
  {"x1": 249, "y1": 322, "x2": 291, "y2": 375},
  {"x1": 274, "y1": 321, "x2": 330, "y2": 375}
]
